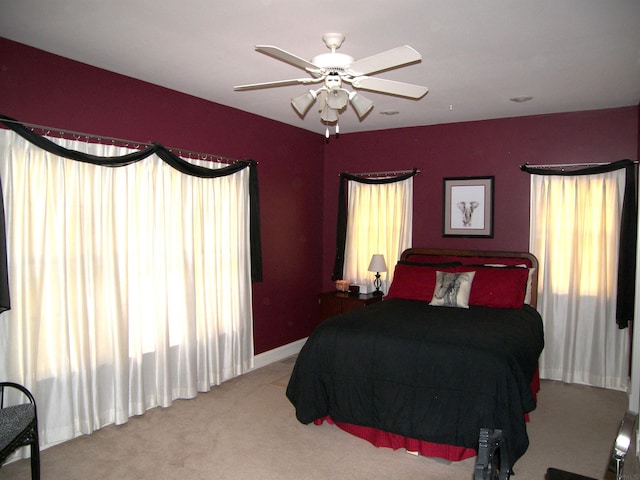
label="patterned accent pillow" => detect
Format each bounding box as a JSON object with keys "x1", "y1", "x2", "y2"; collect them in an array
[{"x1": 429, "y1": 271, "x2": 476, "y2": 308}]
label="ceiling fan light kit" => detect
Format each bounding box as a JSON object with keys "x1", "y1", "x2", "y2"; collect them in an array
[
  {"x1": 291, "y1": 90, "x2": 317, "y2": 116},
  {"x1": 349, "y1": 92, "x2": 374, "y2": 118},
  {"x1": 234, "y1": 33, "x2": 429, "y2": 136},
  {"x1": 320, "y1": 103, "x2": 339, "y2": 123}
]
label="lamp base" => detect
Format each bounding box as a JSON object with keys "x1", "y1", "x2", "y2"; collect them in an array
[{"x1": 373, "y1": 273, "x2": 383, "y2": 296}]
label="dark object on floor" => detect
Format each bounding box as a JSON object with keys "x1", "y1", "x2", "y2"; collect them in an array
[
  {"x1": 546, "y1": 410, "x2": 638, "y2": 480},
  {"x1": 545, "y1": 468, "x2": 595, "y2": 480},
  {"x1": 474, "y1": 428, "x2": 510, "y2": 480},
  {"x1": 0, "y1": 382, "x2": 40, "y2": 480}
]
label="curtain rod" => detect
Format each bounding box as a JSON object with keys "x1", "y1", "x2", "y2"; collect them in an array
[
  {"x1": 522, "y1": 160, "x2": 638, "y2": 169},
  {"x1": 0, "y1": 118, "x2": 244, "y2": 165},
  {"x1": 342, "y1": 169, "x2": 420, "y2": 177}
]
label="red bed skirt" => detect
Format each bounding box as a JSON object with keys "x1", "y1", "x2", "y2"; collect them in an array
[
  {"x1": 314, "y1": 416, "x2": 478, "y2": 461},
  {"x1": 313, "y1": 368, "x2": 540, "y2": 462}
]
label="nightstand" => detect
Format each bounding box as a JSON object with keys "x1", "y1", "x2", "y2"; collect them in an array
[{"x1": 318, "y1": 291, "x2": 383, "y2": 322}]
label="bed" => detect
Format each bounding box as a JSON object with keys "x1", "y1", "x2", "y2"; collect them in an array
[{"x1": 286, "y1": 248, "x2": 544, "y2": 467}]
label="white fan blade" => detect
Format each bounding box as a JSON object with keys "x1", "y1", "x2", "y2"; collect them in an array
[
  {"x1": 350, "y1": 77, "x2": 428, "y2": 99},
  {"x1": 234, "y1": 77, "x2": 322, "y2": 91},
  {"x1": 255, "y1": 45, "x2": 320, "y2": 73},
  {"x1": 348, "y1": 45, "x2": 422, "y2": 76}
]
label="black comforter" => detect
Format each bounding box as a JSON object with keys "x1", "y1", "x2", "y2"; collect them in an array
[{"x1": 286, "y1": 298, "x2": 544, "y2": 465}]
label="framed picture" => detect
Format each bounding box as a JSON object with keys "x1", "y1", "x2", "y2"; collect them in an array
[{"x1": 442, "y1": 176, "x2": 494, "y2": 237}]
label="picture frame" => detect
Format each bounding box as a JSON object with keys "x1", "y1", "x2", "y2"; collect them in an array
[{"x1": 442, "y1": 176, "x2": 494, "y2": 237}]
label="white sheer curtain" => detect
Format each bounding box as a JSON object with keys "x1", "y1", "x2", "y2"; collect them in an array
[
  {"x1": 343, "y1": 178, "x2": 413, "y2": 293},
  {"x1": 0, "y1": 129, "x2": 254, "y2": 450},
  {"x1": 530, "y1": 169, "x2": 629, "y2": 390}
]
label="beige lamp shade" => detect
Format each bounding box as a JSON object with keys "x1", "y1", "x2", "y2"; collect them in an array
[{"x1": 367, "y1": 254, "x2": 387, "y2": 273}]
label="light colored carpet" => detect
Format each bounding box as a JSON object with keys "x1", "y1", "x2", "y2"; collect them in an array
[{"x1": 1, "y1": 357, "x2": 638, "y2": 479}]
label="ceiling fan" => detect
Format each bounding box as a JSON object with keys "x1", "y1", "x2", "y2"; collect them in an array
[{"x1": 234, "y1": 33, "x2": 429, "y2": 135}]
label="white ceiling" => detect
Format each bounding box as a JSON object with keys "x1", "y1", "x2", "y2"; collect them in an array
[{"x1": 1, "y1": 0, "x2": 639, "y2": 136}]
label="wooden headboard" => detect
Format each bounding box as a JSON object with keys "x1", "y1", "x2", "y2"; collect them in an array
[{"x1": 399, "y1": 248, "x2": 539, "y2": 308}]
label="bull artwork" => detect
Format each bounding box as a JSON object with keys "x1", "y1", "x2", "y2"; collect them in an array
[{"x1": 457, "y1": 201, "x2": 479, "y2": 227}]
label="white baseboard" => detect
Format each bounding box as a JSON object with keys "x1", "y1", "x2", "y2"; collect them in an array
[{"x1": 251, "y1": 337, "x2": 307, "y2": 371}]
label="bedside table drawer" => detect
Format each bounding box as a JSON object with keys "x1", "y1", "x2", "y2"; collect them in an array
[{"x1": 318, "y1": 291, "x2": 382, "y2": 322}]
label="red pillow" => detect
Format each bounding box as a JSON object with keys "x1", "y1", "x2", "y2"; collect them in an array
[
  {"x1": 455, "y1": 265, "x2": 529, "y2": 309},
  {"x1": 385, "y1": 263, "x2": 457, "y2": 301}
]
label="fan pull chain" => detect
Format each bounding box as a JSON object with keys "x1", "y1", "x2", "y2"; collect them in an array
[{"x1": 324, "y1": 122, "x2": 340, "y2": 142}]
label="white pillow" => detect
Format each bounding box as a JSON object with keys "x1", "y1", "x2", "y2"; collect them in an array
[{"x1": 429, "y1": 271, "x2": 476, "y2": 308}]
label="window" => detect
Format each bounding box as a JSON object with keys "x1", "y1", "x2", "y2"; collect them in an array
[
  {"x1": 0, "y1": 128, "x2": 255, "y2": 451},
  {"x1": 530, "y1": 168, "x2": 630, "y2": 389},
  {"x1": 534, "y1": 174, "x2": 621, "y2": 296},
  {"x1": 341, "y1": 175, "x2": 414, "y2": 293}
]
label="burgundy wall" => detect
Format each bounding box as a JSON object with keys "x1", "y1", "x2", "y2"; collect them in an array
[
  {"x1": 2, "y1": 38, "x2": 639, "y2": 352},
  {"x1": 0, "y1": 37, "x2": 326, "y2": 354},
  {"x1": 322, "y1": 107, "x2": 639, "y2": 291}
]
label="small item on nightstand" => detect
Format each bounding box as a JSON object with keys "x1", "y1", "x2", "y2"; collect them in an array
[
  {"x1": 335, "y1": 279, "x2": 350, "y2": 292},
  {"x1": 348, "y1": 285, "x2": 360, "y2": 295}
]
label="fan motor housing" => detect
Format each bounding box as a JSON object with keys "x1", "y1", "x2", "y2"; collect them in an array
[{"x1": 311, "y1": 53, "x2": 354, "y2": 70}]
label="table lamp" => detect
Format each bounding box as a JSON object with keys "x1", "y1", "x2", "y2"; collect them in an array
[{"x1": 368, "y1": 254, "x2": 387, "y2": 296}]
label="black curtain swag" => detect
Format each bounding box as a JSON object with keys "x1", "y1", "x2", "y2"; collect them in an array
[
  {"x1": 332, "y1": 169, "x2": 419, "y2": 281},
  {"x1": 0, "y1": 114, "x2": 263, "y2": 314},
  {"x1": 521, "y1": 159, "x2": 637, "y2": 329}
]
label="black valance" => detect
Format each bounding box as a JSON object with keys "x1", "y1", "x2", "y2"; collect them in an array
[
  {"x1": 332, "y1": 169, "x2": 419, "y2": 281},
  {"x1": 0, "y1": 115, "x2": 263, "y2": 302},
  {"x1": 521, "y1": 159, "x2": 637, "y2": 329},
  {"x1": 520, "y1": 159, "x2": 634, "y2": 177}
]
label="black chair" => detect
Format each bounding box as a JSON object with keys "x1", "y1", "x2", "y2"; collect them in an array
[
  {"x1": 0, "y1": 382, "x2": 40, "y2": 480},
  {"x1": 545, "y1": 410, "x2": 637, "y2": 480},
  {"x1": 474, "y1": 427, "x2": 511, "y2": 480}
]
